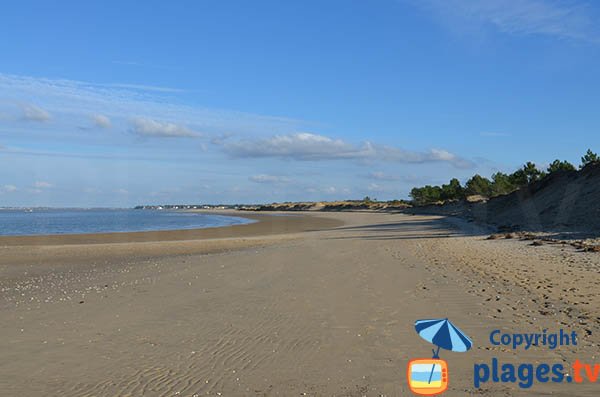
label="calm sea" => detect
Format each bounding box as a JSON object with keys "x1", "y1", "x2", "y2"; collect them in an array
[{"x1": 0, "y1": 209, "x2": 254, "y2": 236}]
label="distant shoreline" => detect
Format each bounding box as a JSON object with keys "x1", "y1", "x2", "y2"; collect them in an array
[
  {"x1": 0, "y1": 210, "x2": 342, "y2": 247},
  {"x1": 0, "y1": 208, "x2": 255, "y2": 238}
]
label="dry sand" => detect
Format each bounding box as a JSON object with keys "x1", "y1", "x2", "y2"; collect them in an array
[{"x1": 1, "y1": 211, "x2": 600, "y2": 396}]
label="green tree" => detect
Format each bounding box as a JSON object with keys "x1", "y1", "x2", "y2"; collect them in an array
[
  {"x1": 508, "y1": 168, "x2": 528, "y2": 188},
  {"x1": 490, "y1": 172, "x2": 515, "y2": 196},
  {"x1": 581, "y1": 149, "x2": 599, "y2": 168},
  {"x1": 507, "y1": 162, "x2": 545, "y2": 188},
  {"x1": 522, "y1": 161, "x2": 544, "y2": 183},
  {"x1": 465, "y1": 174, "x2": 492, "y2": 197},
  {"x1": 409, "y1": 187, "x2": 425, "y2": 205},
  {"x1": 410, "y1": 185, "x2": 442, "y2": 206},
  {"x1": 440, "y1": 178, "x2": 464, "y2": 201},
  {"x1": 547, "y1": 159, "x2": 576, "y2": 174}
]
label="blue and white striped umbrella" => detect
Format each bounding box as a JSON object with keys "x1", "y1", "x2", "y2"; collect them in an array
[{"x1": 415, "y1": 318, "x2": 472, "y2": 354}]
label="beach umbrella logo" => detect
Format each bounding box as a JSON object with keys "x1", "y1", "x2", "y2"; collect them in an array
[{"x1": 407, "y1": 318, "x2": 472, "y2": 396}]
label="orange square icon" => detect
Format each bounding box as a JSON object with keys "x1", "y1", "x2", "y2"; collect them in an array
[{"x1": 407, "y1": 358, "x2": 449, "y2": 396}]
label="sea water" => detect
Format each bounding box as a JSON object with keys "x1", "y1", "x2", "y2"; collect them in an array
[{"x1": 0, "y1": 208, "x2": 254, "y2": 236}]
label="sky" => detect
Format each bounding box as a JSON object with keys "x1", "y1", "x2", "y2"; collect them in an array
[{"x1": 1, "y1": 0, "x2": 600, "y2": 207}]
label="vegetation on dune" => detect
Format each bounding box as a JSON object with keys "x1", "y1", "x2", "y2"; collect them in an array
[
  {"x1": 581, "y1": 149, "x2": 599, "y2": 168},
  {"x1": 442, "y1": 178, "x2": 464, "y2": 201},
  {"x1": 243, "y1": 149, "x2": 599, "y2": 212},
  {"x1": 548, "y1": 159, "x2": 576, "y2": 173},
  {"x1": 247, "y1": 197, "x2": 411, "y2": 211},
  {"x1": 465, "y1": 174, "x2": 492, "y2": 197},
  {"x1": 409, "y1": 149, "x2": 598, "y2": 206}
]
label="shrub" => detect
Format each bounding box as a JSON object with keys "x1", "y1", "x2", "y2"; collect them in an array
[
  {"x1": 490, "y1": 172, "x2": 515, "y2": 196},
  {"x1": 547, "y1": 159, "x2": 576, "y2": 174},
  {"x1": 440, "y1": 178, "x2": 465, "y2": 201},
  {"x1": 410, "y1": 185, "x2": 442, "y2": 206},
  {"x1": 581, "y1": 149, "x2": 599, "y2": 168},
  {"x1": 465, "y1": 174, "x2": 492, "y2": 197},
  {"x1": 409, "y1": 152, "x2": 589, "y2": 205}
]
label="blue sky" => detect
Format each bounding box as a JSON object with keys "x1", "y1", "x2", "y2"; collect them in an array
[{"x1": 2, "y1": 0, "x2": 600, "y2": 207}]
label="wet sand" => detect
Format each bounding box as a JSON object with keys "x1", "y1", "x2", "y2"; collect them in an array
[
  {"x1": 0, "y1": 212, "x2": 342, "y2": 267},
  {"x1": 0, "y1": 211, "x2": 341, "y2": 245},
  {"x1": 1, "y1": 211, "x2": 600, "y2": 396}
]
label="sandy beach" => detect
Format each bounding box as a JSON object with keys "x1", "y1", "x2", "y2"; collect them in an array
[{"x1": 2, "y1": 211, "x2": 600, "y2": 396}]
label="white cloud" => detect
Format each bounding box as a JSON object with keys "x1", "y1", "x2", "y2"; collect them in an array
[
  {"x1": 366, "y1": 171, "x2": 436, "y2": 184},
  {"x1": 249, "y1": 174, "x2": 291, "y2": 184},
  {"x1": 480, "y1": 131, "x2": 511, "y2": 137},
  {"x1": 115, "y1": 188, "x2": 129, "y2": 194},
  {"x1": 1, "y1": 185, "x2": 17, "y2": 193},
  {"x1": 130, "y1": 117, "x2": 199, "y2": 138},
  {"x1": 416, "y1": 0, "x2": 599, "y2": 42},
  {"x1": 368, "y1": 171, "x2": 401, "y2": 181},
  {"x1": 224, "y1": 132, "x2": 367, "y2": 160},
  {"x1": 34, "y1": 181, "x2": 53, "y2": 188},
  {"x1": 223, "y1": 132, "x2": 473, "y2": 168},
  {"x1": 21, "y1": 103, "x2": 51, "y2": 122},
  {"x1": 91, "y1": 114, "x2": 112, "y2": 128},
  {"x1": 104, "y1": 82, "x2": 184, "y2": 93},
  {"x1": 306, "y1": 186, "x2": 351, "y2": 195},
  {"x1": 0, "y1": 73, "x2": 304, "y2": 137},
  {"x1": 210, "y1": 132, "x2": 234, "y2": 145}
]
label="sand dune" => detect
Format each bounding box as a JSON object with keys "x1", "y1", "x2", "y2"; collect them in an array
[{"x1": 407, "y1": 162, "x2": 600, "y2": 237}]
